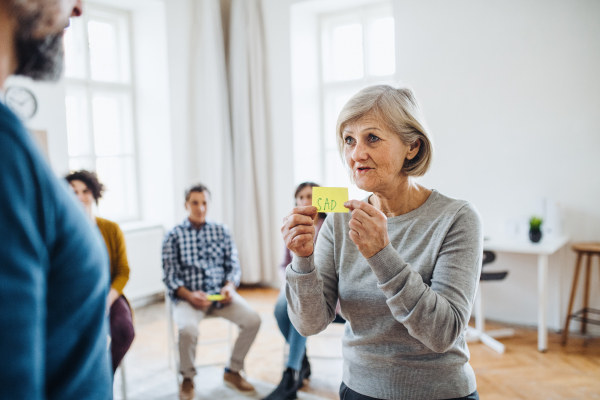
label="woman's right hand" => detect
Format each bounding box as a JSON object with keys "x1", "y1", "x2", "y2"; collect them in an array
[{"x1": 281, "y1": 206, "x2": 317, "y2": 257}]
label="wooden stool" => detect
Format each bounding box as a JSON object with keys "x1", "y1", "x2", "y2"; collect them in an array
[{"x1": 562, "y1": 242, "x2": 600, "y2": 345}]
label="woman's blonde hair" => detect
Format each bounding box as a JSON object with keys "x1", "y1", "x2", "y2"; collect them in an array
[{"x1": 335, "y1": 84, "x2": 434, "y2": 177}]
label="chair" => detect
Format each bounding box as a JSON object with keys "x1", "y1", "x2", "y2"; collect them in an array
[
  {"x1": 562, "y1": 242, "x2": 600, "y2": 345},
  {"x1": 165, "y1": 292, "x2": 235, "y2": 389},
  {"x1": 466, "y1": 251, "x2": 515, "y2": 354},
  {"x1": 116, "y1": 361, "x2": 128, "y2": 400},
  {"x1": 108, "y1": 335, "x2": 129, "y2": 400}
]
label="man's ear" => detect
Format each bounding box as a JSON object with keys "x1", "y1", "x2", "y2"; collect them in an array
[
  {"x1": 406, "y1": 139, "x2": 421, "y2": 160},
  {"x1": 184, "y1": 202, "x2": 189, "y2": 211}
]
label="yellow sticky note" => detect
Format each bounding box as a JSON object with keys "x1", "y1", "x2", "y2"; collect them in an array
[{"x1": 312, "y1": 187, "x2": 349, "y2": 213}]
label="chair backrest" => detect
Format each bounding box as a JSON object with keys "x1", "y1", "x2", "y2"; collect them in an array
[
  {"x1": 482, "y1": 250, "x2": 496, "y2": 266},
  {"x1": 480, "y1": 250, "x2": 508, "y2": 281}
]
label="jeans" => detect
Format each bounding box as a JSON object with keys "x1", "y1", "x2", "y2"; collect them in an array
[
  {"x1": 274, "y1": 291, "x2": 307, "y2": 371},
  {"x1": 339, "y1": 382, "x2": 480, "y2": 400}
]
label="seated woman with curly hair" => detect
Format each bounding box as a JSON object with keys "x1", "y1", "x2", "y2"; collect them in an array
[{"x1": 65, "y1": 170, "x2": 135, "y2": 374}]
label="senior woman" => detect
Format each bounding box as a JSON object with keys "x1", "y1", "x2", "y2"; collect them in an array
[
  {"x1": 282, "y1": 85, "x2": 482, "y2": 400},
  {"x1": 66, "y1": 170, "x2": 135, "y2": 374}
]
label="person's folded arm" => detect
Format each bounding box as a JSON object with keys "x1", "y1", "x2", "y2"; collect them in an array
[
  {"x1": 286, "y1": 216, "x2": 339, "y2": 336},
  {"x1": 368, "y1": 203, "x2": 483, "y2": 353}
]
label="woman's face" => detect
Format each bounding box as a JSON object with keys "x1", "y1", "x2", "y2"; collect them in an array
[
  {"x1": 296, "y1": 186, "x2": 313, "y2": 207},
  {"x1": 69, "y1": 179, "x2": 94, "y2": 210},
  {"x1": 342, "y1": 114, "x2": 417, "y2": 193}
]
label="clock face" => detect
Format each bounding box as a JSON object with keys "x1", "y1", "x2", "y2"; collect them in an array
[{"x1": 5, "y1": 86, "x2": 38, "y2": 121}]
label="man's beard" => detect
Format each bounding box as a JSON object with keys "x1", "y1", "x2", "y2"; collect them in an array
[
  {"x1": 11, "y1": 4, "x2": 65, "y2": 82},
  {"x1": 14, "y1": 33, "x2": 64, "y2": 81}
]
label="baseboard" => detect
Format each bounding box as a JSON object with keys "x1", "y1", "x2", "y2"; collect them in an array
[{"x1": 129, "y1": 292, "x2": 165, "y2": 309}]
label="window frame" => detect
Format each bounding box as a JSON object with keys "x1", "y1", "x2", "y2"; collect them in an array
[{"x1": 64, "y1": 4, "x2": 141, "y2": 223}]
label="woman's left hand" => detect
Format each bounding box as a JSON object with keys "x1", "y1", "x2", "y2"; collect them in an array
[{"x1": 344, "y1": 200, "x2": 390, "y2": 259}]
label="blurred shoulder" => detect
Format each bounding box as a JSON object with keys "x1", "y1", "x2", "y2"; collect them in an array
[
  {"x1": 0, "y1": 103, "x2": 42, "y2": 185},
  {"x1": 0, "y1": 102, "x2": 25, "y2": 138},
  {"x1": 164, "y1": 220, "x2": 187, "y2": 241},
  {"x1": 95, "y1": 217, "x2": 121, "y2": 233},
  {"x1": 206, "y1": 220, "x2": 231, "y2": 234},
  {"x1": 431, "y1": 191, "x2": 482, "y2": 229}
]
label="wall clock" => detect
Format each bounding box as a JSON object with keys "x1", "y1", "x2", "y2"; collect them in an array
[{"x1": 5, "y1": 86, "x2": 38, "y2": 121}]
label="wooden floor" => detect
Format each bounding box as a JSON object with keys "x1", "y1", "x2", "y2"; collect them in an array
[
  {"x1": 127, "y1": 287, "x2": 600, "y2": 400},
  {"x1": 468, "y1": 322, "x2": 600, "y2": 399}
]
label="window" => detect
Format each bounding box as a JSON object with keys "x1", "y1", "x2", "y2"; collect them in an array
[
  {"x1": 319, "y1": 3, "x2": 396, "y2": 199},
  {"x1": 63, "y1": 6, "x2": 139, "y2": 221}
]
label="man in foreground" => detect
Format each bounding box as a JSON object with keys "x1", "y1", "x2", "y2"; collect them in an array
[
  {"x1": 163, "y1": 184, "x2": 261, "y2": 400},
  {"x1": 0, "y1": 1, "x2": 112, "y2": 398}
]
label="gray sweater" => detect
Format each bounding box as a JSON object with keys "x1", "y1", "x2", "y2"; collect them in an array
[{"x1": 285, "y1": 190, "x2": 483, "y2": 400}]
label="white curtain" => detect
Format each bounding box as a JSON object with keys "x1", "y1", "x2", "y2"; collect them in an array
[
  {"x1": 189, "y1": 0, "x2": 235, "y2": 228},
  {"x1": 229, "y1": 0, "x2": 276, "y2": 284},
  {"x1": 189, "y1": 0, "x2": 276, "y2": 283}
]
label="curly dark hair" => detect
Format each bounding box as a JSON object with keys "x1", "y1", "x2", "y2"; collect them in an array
[
  {"x1": 295, "y1": 181, "x2": 327, "y2": 220},
  {"x1": 65, "y1": 170, "x2": 105, "y2": 205}
]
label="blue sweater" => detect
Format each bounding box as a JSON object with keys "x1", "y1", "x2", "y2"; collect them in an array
[{"x1": 0, "y1": 102, "x2": 111, "y2": 399}]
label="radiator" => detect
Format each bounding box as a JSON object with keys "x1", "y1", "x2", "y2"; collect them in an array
[{"x1": 122, "y1": 224, "x2": 165, "y2": 302}]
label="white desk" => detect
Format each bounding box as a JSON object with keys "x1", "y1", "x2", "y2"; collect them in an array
[{"x1": 483, "y1": 235, "x2": 570, "y2": 352}]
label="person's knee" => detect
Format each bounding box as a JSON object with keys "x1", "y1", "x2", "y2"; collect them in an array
[
  {"x1": 123, "y1": 322, "x2": 135, "y2": 346},
  {"x1": 111, "y1": 318, "x2": 135, "y2": 346},
  {"x1": 274, "y1": 296, "x2": 287, "y2": 318},
  {"x1": 236, "y1": 309, "x2": 261, "y2": 333},
  {"x1": 120, "y1": 321, "x2": 135, "y2": 346},
  {"x1": 247, "y1": 311, "x2": 261, "y2": 331},
  {"x1": 179, "y1": 324, "x2": 199, "y2": 341}
]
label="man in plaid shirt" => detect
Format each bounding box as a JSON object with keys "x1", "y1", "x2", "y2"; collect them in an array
[{"x1": 162, "y1": 184, "x2": 261, "y2": 400}]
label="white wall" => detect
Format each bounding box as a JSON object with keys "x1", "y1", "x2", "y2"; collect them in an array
[
  {"x1": 393, "y1": 0, "x2": 600, "y2": 332},
  {"x1": 4, "y1": 76, "x2": 70, "y2": 174},
  {"x1": 285, "y1": 0, "x2": 600, "y2": 331}
]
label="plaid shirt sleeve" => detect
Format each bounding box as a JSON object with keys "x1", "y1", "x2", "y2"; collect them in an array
[
  {"x1": 162, "y1": 230, "x2": 185, "y2": 299},
  {"x1": 222, "y1": 226, "x2": 241, "y2": 287}
]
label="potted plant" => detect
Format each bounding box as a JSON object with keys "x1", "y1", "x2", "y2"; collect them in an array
[{"x1": 529, "y1": 216, "x2": 543, "y2": 243}]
